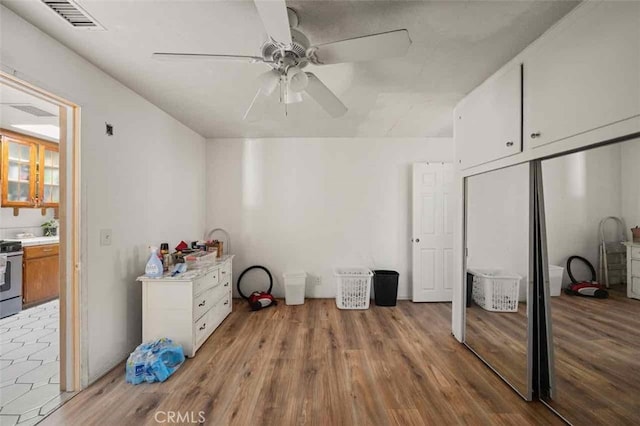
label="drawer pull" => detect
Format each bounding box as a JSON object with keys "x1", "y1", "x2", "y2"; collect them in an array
[
  {"x1": 199, "y1": 323, "x2": 206, "y2": 331},
  {"x1": 224, "y1": 283, "x2": 229, "y2": 287},
  {"x1": 224, "y1": 300, "x2": 229, "y2": 305},
  {"x1": 221, "y1": 271, "x2": 226, "y2": 275},
  {"x1": 198, "y1": 301, "x2": 206, "y2": 307}
]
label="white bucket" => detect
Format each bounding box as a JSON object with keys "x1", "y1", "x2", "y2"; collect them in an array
[
  {"x1": 283, "y1": 271, "x2": 307, "y2": 305},
  {"x1": 549, "y1": 265, "x2": 564, "y2": 296}
]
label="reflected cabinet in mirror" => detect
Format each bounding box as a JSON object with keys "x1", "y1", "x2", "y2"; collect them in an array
[
  {"x1": 464, "y1": 163, "x2": 532, "y2": 399},
  {"x1": 541, "y1": 138, "x2": 640, "y2": 424}
]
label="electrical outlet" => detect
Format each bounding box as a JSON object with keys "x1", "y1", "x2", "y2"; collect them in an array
[
  {"x1": 308, "y1": 275, "x2": 322, "y2": 286},
  {"x1": 100, "y1": 229, "x2": 112, "y2": 246}
]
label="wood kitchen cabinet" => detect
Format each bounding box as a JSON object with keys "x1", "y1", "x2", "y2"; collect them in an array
[
  {"x1": 23, "y1": 244, "x2": 59, "y2": 308},
  {"x1": 1, "y1": 129, "x2": 60, "y2": 208},
  {"x1": 1, "y1": 134, "x2": 37, "y2": 207},
  {"x1": 39, "y1": 143, "x2": 60, "y2": 206}
]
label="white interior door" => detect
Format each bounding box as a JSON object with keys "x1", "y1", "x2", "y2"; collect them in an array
[{"x1": 412, "y1": 163, "x2": 454, "y2": 302}]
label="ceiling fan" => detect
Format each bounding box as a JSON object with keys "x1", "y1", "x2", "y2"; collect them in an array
[{"x1": 152, "y1": 0, "x2": 411, "y2": 121}]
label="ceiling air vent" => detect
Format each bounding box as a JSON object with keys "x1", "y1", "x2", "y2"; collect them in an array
[
  {"x1": 9, "y1": 104, "x2": 57, "y2": 117},
  {"x1": 41, "y1": 0, "x2": 105, "y2": 30}
]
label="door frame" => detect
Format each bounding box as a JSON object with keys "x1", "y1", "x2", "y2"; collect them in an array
[{"x1": 0, "y1": 70, "x2": 82, "y2": 392}]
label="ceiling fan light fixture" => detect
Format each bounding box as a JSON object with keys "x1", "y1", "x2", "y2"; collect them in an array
[
  {"x1": 287, "y1": 66, "x2": 309, "y2": 92},
  {"x1": 284, "y1": 83, "x2": 303, "y2": 104}
]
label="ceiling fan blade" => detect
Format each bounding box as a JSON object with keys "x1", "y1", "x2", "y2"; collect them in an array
[
  {"x1": 152, "y1": 53, "x2": 265, "y2": 63},
  {"x1": 304, "y1": 73, "x2": 347, "y2": 118},
  {"x1": 243, "y1": 89, "x2": 269, "y2": 122},
  {"x1": 243, "y1": 70, "x2": 281, "y2": 121},
  {"x1": 254, "y1": 0, "x2": 292, "y2": 46},
  {"x1": 309, "y1": 29, "x2": 411, "y2": 65}
]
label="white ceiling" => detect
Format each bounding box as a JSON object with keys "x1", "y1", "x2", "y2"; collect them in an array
[
  {"x1": 1, "y1": 0, "x2": 578, "y2": 138},
  {"x1": 0, "y1": 83, "x2": 60, "y2": 142}
]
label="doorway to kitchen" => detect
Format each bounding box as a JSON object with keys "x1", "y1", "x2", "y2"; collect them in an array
[{"x1": 0, "y1": 71, "x2": 80, "y2": 425}]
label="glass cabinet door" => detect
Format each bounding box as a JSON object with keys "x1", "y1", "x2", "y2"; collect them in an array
[
  {"x1": 39, "y1": 144, "x2": 60, "y2": 206},
  {"x1": 2, "y1": 137, "x2": 36, "y2": 206}
]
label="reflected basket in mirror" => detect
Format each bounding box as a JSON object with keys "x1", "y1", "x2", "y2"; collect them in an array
[{"x1": 632, "y1": 227, "x2": 640, "y2": 243}]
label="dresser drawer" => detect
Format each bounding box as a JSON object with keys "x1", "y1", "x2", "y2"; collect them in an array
[
  {"x1": 193, "y1": 283, "x2": 227, "y2": 321},
  {"x1": 632, "y1": 247, "x2": 640, "y2": 260},
  {"x1": 194, "y1": 308, "x2": 214, "y2": 345},
  {"x1": 221, "y1": 279, "x2": 232, "y2": 294},
  {"x1": 193, "y1": 287, "x2": 215, "y2": 321},
  {"x1": 194, "y1": 269, "x2": 219, "y2": 295},
  {"x1": 24, "y1": 244, "x2": 59, "y2": 259},
  {"x1": 219, "y1": 292, "x2": 231, "y2": 313},
  {"x1": 632, "y1": 259, "x2": 640, "y2": 277},
  {"x1": 220, "y1": 261, "x2": 232, "y2": 282},
  {"x1": 221, "y1": 293, "x2": 232, "y2": 316}
]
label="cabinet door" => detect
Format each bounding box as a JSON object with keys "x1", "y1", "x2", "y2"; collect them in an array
[
  {"x1": 1, "y1": 137, "x2": 37, "y2": 207},
  {"x1": 39, "y1": 144, "x2": 60, "y2": 207},
  {"x1": 456, "y1": 63, "x2": 522, "y2": 169},
  {"x1": 524, "y1": 2, "x2": 640, "y2": 148},
  {"x1": 23, "y1": 255, "x2": 59, "y2": 307}
]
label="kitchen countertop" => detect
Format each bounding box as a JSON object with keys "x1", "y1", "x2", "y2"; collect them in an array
[
  {"x1": 137, "y1": 254, "x2": 234, "y2": 282},
  {"x1": 7, "y1": 236, "x2": 60, "y2": 247}
]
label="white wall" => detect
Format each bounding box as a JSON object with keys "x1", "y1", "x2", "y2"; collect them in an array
[
  {"x1": 466, "y1": 164, "x2": 530, "y2": 301},
  {"x1": 206, "y1": 137, "x2": 453, "y2": 300},
  {"x1": 542, "y1": 144, "x2": 623, "y2": 285},
  {"x1": 0, "y1": 208, "x2": 56, "y2": 239},
  {"x1": 1, "y1": 6, "x2": 206, "y2": 384}
]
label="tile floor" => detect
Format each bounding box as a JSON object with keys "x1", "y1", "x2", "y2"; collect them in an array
[{"x1": 0, "y1": 300, "x2": 65, "y2": 426}]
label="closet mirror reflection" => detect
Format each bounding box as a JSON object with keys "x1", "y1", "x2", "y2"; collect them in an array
[
  {"x1": 541, "y1": 138, "x2": 640, "y2": 424},
  {"x1": 465, "y1": 163, "x2": 531, "y2": 399}
]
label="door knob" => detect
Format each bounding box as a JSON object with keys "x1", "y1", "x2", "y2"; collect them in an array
[
  {"x1": 415, "y1": 238, "x2": 420, "y2": 243},
  {"x1": 530, "y1": 132, "x2": 541, "y2": 139},
  {"x1": 506, "y1": 141, "x2": 514, "y2": 147}
]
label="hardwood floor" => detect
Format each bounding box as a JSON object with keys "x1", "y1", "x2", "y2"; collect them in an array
[
  {"x1": 41, "y1": 300, "x2": 561, "y2": 426},
  {"x1": 546, "y1": 288, "x2": 640, "y2": 425},
  {"x1": 466, "y1": 301, "x2": 529, "y2": 396},
  {"x1": 465, "y1": 287, "x2": 640, "y2": 425}
]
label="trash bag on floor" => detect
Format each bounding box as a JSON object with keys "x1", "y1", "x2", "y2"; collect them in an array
[{"x1": 125, "y1": 338, "x2": 185, "y2": 385}]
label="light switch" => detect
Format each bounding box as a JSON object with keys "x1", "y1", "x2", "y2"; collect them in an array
[{"x1": 100, "y1": 229, "x2": 112, "y2": 246}]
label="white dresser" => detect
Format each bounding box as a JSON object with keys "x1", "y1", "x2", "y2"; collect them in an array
[
  {"x1": 137, "y1": 255, "x2": 234, "y2": 357},
  {"x1": 623, "y1": 243, "x2": 640, "y2": 300}
]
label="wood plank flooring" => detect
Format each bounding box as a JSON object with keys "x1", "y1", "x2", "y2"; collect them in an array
[
  {"x1": 41, "y1": 300, "x2": 561, "y2": 426},
  {"x1": 465, "y1": 287, "x2": 640, "y2": 425},
  {"x1": 466, "y1": 302, "x2": 528, "y2": 395},
  {"x1": 546, "y1": 288, "x2": 640, "y2": 425}
]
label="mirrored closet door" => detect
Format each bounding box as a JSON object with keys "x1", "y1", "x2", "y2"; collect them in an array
[
  {"x1": 464, "y1": 163, "x2": 532, "y2": 399},
  {"x1": 540, "y1": 138, "x2": 640, "y2": 424}
]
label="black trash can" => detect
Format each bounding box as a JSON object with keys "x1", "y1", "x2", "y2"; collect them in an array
[
  {"x1": 373, "y1": 270, "x2": 399, "y2": 306},
  {"x1": 466, "y1": 272, "x2": 474, "y2": 307}
]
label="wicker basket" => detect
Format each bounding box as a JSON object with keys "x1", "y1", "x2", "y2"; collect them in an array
[
  {"x1": 469, "y1": 269, "x2": 521, "y2": 312},
  {"x1": 334, "y1": 267, "x2": 373, "y2": 310}
]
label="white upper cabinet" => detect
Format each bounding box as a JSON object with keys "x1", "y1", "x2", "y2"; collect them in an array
[
  {"x1": 455, "y1": 62, "x2": 522, "y2": 169},
  {"x1": 524, "y1": 2, "x2": 640, "y2": 148}
]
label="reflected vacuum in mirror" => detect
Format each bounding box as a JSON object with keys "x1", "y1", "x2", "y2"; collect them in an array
[
  {"x1": 564, "y1": 256, "x2": 608, "y2": 298},
  {"x1": 541, "y1": 137, "x2": 640, "y2": 425}
]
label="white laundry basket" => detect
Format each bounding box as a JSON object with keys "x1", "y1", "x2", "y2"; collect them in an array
[
  {"x1": 283, "y1": 271, "x2": 307, "y2": 305},
  {"x1": 469, "y1": 268, "x2": 521, "y2": 312},
  {"x1": 334, "y1": 267, "x2": 373, "y2": 310},
  {"x1": 548, "y1": 265, "x2": 564, "y2": 297}
]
